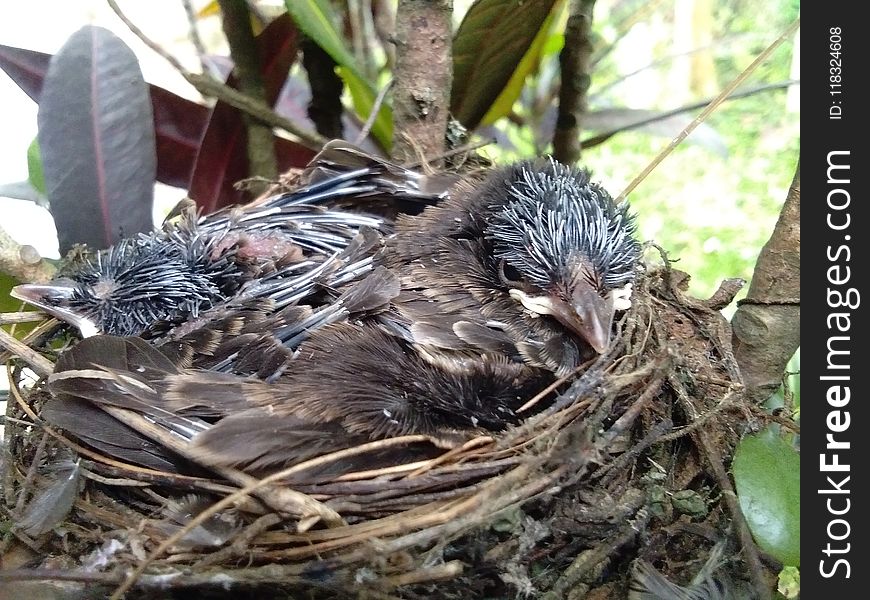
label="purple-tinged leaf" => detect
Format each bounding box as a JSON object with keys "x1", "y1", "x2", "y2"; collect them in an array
[
  {"x1": 0, "y1": 43, "x2": 45, "y2": 100},
  {"x1": 0, "y1": 44, "x2": 208, "y2": 191},
  {"x1": 149, "y1": 86, "x2": 210, "y2": 188},
  {"x1": 188, "y1": 105, "x2": 248, "y2": 215},
  {"x1": 189, "y1": 14, "x2": 314, "y2": 214},
  {"x1": 38, "y1": 26, "x2": 155, "y2": 253},
  {"x1": 274, "y1": 72, "x2": 382, "y2": 155}
]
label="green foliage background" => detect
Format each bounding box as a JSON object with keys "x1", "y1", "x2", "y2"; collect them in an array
[{"x1": 485, "y1": 0, "x2": 799, "y2": 302}]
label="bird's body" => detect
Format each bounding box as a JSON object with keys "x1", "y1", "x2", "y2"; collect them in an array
[
  {"x1": 27, "y1": 144, "x2": 642, "y2": 476},
  {"x1": 13, "y1": 141, "x2": 446, "y2": 341},
  {"x1": 380, "y1": 159, "x2": 638, "y2": 377}
]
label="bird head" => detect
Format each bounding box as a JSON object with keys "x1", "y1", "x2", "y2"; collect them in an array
[
  {"x1": 483, "y1": 160, "x2": 641, "y2": 353},
  {"x1": 12, "y1": 237, "x2": 224, "y2": 337}
]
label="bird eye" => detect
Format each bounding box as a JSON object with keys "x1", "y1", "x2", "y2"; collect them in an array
[{"x1": 498, "y1": 260, "x2": 524, "y2": 287}]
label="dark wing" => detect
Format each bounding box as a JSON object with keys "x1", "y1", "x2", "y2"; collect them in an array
[
  {"x1": 203, "y1": 324, "x2": 540, "y2": 443},
  {"x1": 41, "y1": 395, "x2": 192, "y2": 472},
  {"x1": 302, "y1": 139, "x2": 459, "y2": 215}
]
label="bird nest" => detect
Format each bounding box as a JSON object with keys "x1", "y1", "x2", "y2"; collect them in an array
[{"x1": 1, "y1": 258, "x2": 752, "y2": 599}]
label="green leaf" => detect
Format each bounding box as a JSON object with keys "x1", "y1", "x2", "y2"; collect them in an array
[
  {"x1": 27, "y1": 137, "x2": 45, "y2": 195},
  {"x1": 733, "y1": 428, "x2": 800, "y2": 566},
  {"x1": 338, "y1": 67, "x2": 393, "y2": 145},
  {"x1": 778, "y1": 566, "x2": 800, "y2": 599},
  {"x1": 284, "y1": 0, "x2": 357, "y2": 71},
  {"x1": 284, "y1": 0, "x2": 391, "y2": 148},
  {"x1": 479, "y1": 0, "x2": 565, "y2": 126},
  {"x1": 452, "y1": 0, "x2": 559, "y2": 130},
  {"x1": 1, "y1": 273, "x2": 38, "y2": 337}
]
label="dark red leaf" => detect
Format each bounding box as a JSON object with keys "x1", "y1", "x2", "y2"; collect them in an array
[
  {"x1": 275, "y1": 137, "x2": 318, "y2": 171},
  {"x1": 274, "y1": 72, "x2": 383, "y2": 156},
  {"x1": 38, "y1": 26, "x2": 155, "y2": 253},
  {"x1": 0, "y1": 44, "x2": 208, "y2": 190},
  {"x1": 0, "y1": 43, "x2": 45, "y2": 100},
  {"x1": 149, "y1": 87, "x2": 210, "y2": 189},
  {"x1": 188, "y1": 14, "x2": 313, "y2": 214}
]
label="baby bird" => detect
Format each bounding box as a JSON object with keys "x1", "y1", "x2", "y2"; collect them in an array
[{"x1": 40, "y1": 146, "x2": 642, "y2": 474}]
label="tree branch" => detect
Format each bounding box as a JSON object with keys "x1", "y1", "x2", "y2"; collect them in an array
[
  {"x1": 581, "y1": 80, "x2": 799, "y2": 150},
  {"x1": 391, "y1": 0, "x2": 453, "y2": 164},
  {"x1": 106, "y1": 0, "x2": 327, "y2": 149},
  {"x1": 372, "y1": 0, "x2": 397, "y2": 69},
  {"x1": 181, "y1": 0, "x2": 210, "y2": 75},
  {"x1": 552, "y1": 0, "x2": 596, "y2": 164},
  {"x1": 218, "y1": 0, "x2": 278, "y2": 185},
  {"x1": 732, "y1": 160, "x2": 800, "y2": 404},
  {"x1": 0, "y1": 226, "x2": 56, "y2": 283},
  {"x1": 616, "y1": 18, "x2": 800, "y2": 203}
]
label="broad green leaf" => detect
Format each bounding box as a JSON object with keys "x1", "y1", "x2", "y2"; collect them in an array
[
  {"x1": 285, "y1": 0, "x2": 358, "y2": 72},
  {"x1": 733, "y1": 428, "x2": 800, "y2": 566},
  {"x1": 480, "y1": 0, "x2": 565, "y2": 126},
  {"x1": 339, "y1": 67, "x2": 393, "y2": 145},
  {"x1": 778, "y1": 566, "x2": 800, "y2": 599},
  {"x1": 27, "y1": 137, "x2": 45, "y2": 195},
  {"x1": 452, "y1": 0, "x2": 559, "y2": 130},
  {"x1": 284, "y1": 0, "x2": 391, "y2": 147}
]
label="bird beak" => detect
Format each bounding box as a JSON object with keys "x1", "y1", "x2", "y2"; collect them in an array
[
  {"x1": 11, "y1": 282, "x2": 101, "y2": 338},
  {"x1": 565, "y1": 281, "x2": 615, "y2": 354},
  {"x1": 509, "y1": 281, "x2": 615, "y2": 353}
]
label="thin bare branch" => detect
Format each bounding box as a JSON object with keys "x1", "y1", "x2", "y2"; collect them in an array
[
  {"x1": 552, "y1": 0, "x2": 596, "y2": 163},
  {"x1": 0, "y1": 226, "x2": 56, "y2": 283},
  {"x1": 616, "y1": 18, "x2": 800, "y2": 203},
  {"x1": 355, "y1": 78, "x2": 393, "y2": 145},
  {"x1": 106, "y1": 0, "x2": 327, "y2": 149},
  {"x1": 180, "y1": 0, "x2": 210, "y2": 75},
  {"x1": 0, "y1": 327, "x2": 54, "y2": 376},
  {"x1": 582, "y1": 80, "x2": 799, "y2": 149}
]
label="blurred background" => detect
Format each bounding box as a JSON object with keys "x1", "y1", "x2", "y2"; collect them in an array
[
  {"x1": 0, "y1": 0, "x2": 800, "y2": 302},
  {"x1": 0, "y1": 0, "x2": 799, "y2": 308}
]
